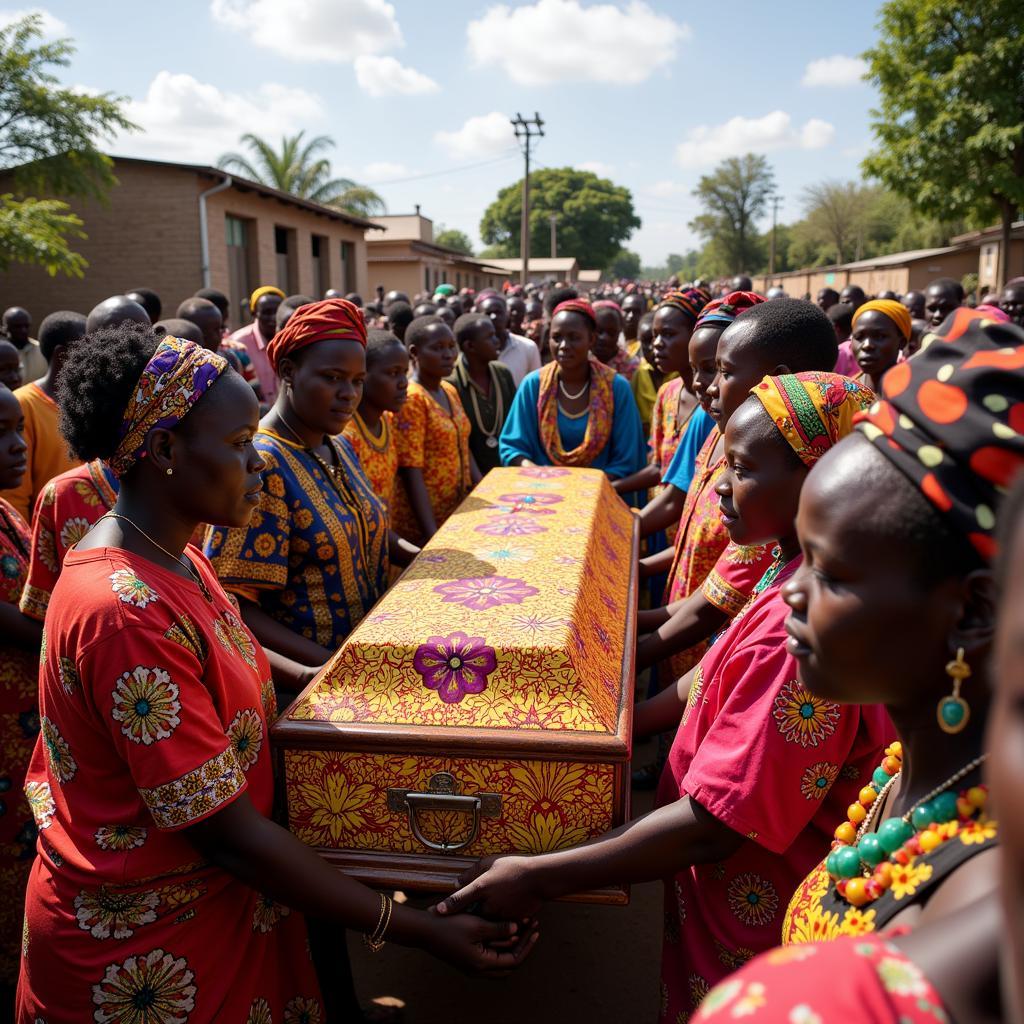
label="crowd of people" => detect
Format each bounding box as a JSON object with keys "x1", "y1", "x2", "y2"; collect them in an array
[{"x1": 0, "y1": 264, "x2": 1022, "y2": 1023}]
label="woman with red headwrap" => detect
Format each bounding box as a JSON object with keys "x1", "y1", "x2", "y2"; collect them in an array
[{"x1": 206, "y1": 299, "x2": 417, "y2": 685}]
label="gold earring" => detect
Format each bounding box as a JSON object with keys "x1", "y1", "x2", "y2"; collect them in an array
[
  {"x1": 166, "y1": 467, "x2": 173, "y2": 476},
  {"x1": 937, "y1": 647, "x2": 971, "y2": 734}
]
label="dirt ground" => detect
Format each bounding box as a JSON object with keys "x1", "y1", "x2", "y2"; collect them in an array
[{"x1": 348, "y1": 741, "x2": 662, "y2": 1024}]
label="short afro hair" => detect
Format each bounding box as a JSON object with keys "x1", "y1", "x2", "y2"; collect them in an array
[
  {"x1": 154, "y1": 318, "x2": 204, "y2": 346},
  {"x1": 544, "y1": 286, "x2": 578, "y2": 316},
  {"x1": 126, "y1": 287, "x2": 162, "y2": 323},
  {"x1": 927, "y1": 277, "x2": 965, "y2": 302},
  {"x1": 365, "y1": 328, "x2": 406, "y2": 368},
  {"x1": 386, "y1": 301, "x2": 415, "y2": 335},
  {"x1": 57, "y1": 322, "x2": 161, "y2": 462},
  {"x1": 38, "y1": 311, "x2": 87, "y2": 362},
  {"x1": 195, "y1": 288, "x2": 229, "y2": 318},
  {"x1": 638, "y1": 310, "x2": 656, "y2": 332},
  {"x1": 827, "y1": 302, "x2": 855, "y2": 336},
  {"x1": 405, "y1": 314, "x2": 449, "y2": 351},
  {"x1": 728, "y1": 298, "x2": 838, "y2": 372},
  {"x1": 454, "y1": 312, "x2": 492, "y2": 347}
]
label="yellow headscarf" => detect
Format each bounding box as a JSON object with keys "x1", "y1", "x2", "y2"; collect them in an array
[
  {"x1": 249, "y1": 285, "x2": 285, "y2": 312},
  {"x1": 851, "y1": 299, "x2": 912, "y2": 343}
]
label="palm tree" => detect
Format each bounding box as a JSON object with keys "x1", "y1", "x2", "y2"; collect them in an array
[{"x1": 217, "y1": 132, "x2": 386, "y2": 218}]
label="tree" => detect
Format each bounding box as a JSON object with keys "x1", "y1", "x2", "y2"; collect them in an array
[
  {"x1": 0, "y1": 14, "x2": 136, "y2": 276},
  {"x1": 606, "y1": 249, "x2": 641, "y2": 279},
  {"x1": 480, "y1": 168, "x2": 640, "y2": 271},
  {"x1": 435, "y1": 228, "x2": 474, "y2": 255},
  {"x1": 863, "y1": 0, "x2": 1024, "y2": 287},
  {"x1": 689, "y1": 155, "x2": 775, "y2": 275},
  {"x1": 218, "y1": 132, "x2": 386, "y2": 217},
  {"x1": 799, "y1": 181, "x2": 876, "y2": 264}
]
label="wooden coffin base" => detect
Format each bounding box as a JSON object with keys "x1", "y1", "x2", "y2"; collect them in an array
[{"x1": 315, "y1": 847, "x2": 629, "y2": 906}]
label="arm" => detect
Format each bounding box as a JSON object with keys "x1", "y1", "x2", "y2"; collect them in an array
[
  {"x1": 637, "y1": 590, "x2": 728, "y2": 672},
  {"x1": 639, "y1": 546, "x2": 675, "y2": 580},
  {"x1": 437, "y1": 795, "x2": 742, "y2": 920},
  {"x1": 469, "y1": 452, "x2": 483, "y2": 487},
  {"x1": 235, "y1": 597, "x2": 330, "y2": 689},
  {"x1": 399, "y1": 467, "x2": 439, "y2": 541},
  {"x1": 635, "y1": 484, "x2": 686, "y2": 538},
  {"x1": 0, "y1": 602, "x2": 42, "y2": 650},
  {"x1": 498, "y1": 374, "x2": 542, "y2": 468},
  {"x1": 388, "y1": 530, "x2": 419, "y2": 568},
  {"x1": 612, "y1": 462, "x2": 662, "y2": 495},
  {"x1": 186, "y1": 792, "x2": 536, "y2": 973},
  {"x1": 633, "y1": 664, "x2": 696, "y2": 739}
]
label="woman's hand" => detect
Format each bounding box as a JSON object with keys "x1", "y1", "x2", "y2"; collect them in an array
[
  {"x1": 435, "y1": 855, "x2": 548, "y2": 921},
  {"x1": 426, "y1": 912, "x2": 538, "y2": 976}
]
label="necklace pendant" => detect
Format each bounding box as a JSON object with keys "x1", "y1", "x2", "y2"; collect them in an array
[{"x1": 485, "y1": 436, "x2": 499, "y2": 449}]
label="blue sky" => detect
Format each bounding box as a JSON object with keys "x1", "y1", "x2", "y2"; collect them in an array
[{"x1": 6, "y1": 0, "x2": 883, "y2": 265}]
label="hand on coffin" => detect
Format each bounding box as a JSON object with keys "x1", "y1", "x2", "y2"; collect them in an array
[
  {"x1": 435, "y1": 854, "x2": 547, "y2": 921},
  {"x1": 427, "y1": 911, "x2": 538, "y2": 976}
]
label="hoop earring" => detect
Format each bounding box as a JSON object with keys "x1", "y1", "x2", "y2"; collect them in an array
[{"x1": 937, "y1": 647, "x2": 971, "y2": 734}]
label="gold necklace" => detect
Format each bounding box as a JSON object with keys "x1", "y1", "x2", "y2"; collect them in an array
[
  {"x1": 465, "y1": 363, "x2": 505, "y2": 449},
  {"x1": 99, "y1": 512, "x2": 212, "y2": 601},
  {"x1": 276, "y1": 412, "x2": 342, "y2": 483},
  {"x1": 353, "y1": 410, "x2": 389, "y2": 453}
]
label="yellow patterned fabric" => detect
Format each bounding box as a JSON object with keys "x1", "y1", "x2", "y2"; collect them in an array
[{"x1": 287, "y1": 467, "x2": 633, "y2": 732}]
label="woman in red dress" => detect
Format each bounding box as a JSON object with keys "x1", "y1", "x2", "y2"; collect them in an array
[{"x1": 16, "y1": 327, "x2": 533, "y2": 1023}]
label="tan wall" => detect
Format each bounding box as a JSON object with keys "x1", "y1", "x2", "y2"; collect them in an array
[
  {"x1": 902, "y1": 249, "x2": 978, "y2": 292},
  {"x1": 0, "y1": 162, "x2": 202, "y2": 322},
  {"x1": 977, "y1": 239, "x2": 1024, "y2": 291},
  {"x1": 366, "y1": 259, "x2": 426, "y2": 300},
  {"x1": 0, "y1": 162, "x2": 371, "y2": 329}
]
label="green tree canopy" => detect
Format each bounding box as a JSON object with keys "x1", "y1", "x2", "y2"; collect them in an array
[
  {"x1": 435, "y1": 228, "x2": 474, "y2": 255},
  {"x1": 480, "y1": 167, "x2": 640, "y2": 271},
  {"x1": 218, "y1": 132, "x2": 386, "y2": 218},
  {"x1": 0, "y1": 13, "x2": 135, "y2": 276},
  {"x1": 863, "y1": 0, "x2": 1024, "y2": 286},
  {"x1": 689, "y1": 154, "x2": 775, "y2": 276},
  {"x1": 607, "y1": 249, "x2": 641, "y2": 279}
]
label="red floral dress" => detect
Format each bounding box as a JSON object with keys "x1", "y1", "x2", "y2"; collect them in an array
[
  {"x1": 650, "y1": 378, "x2": 695, "y2": 474},
  {"x1": 655, "y1": 562, "x2": 891, "y2": 1023},
  {"x1": 0, "y1": 496, "x2": 37, "y2": 985},
  {"x1": 693, "y1": 935, "x2": 949, "y2": 1024},
  {"x1": 393, "y1": 380, "x2": 472, "y2": 545},
  {"x1": 16, "y1": 545, "x2": 322, "y2": 1022},
  {"x1": 343, "y1": 411, "x2": 399, "y2": 515},
  {"x1": 19, "y1": 460, "x2": 118, "y2": 621}
]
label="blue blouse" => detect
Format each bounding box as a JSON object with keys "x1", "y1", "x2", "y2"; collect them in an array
[{"x1": 661, "y1": 406, "x2": 717, "y2": 493}]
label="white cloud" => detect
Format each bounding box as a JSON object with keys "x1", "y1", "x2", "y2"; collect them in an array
[
  {"x1": 675, "y1": 111, "x2": 836, "y2": 168},
  {"x1": 644, "y1": 180, "x2": 688, "y2": 199},
  {"x1": 354, "y1": 55, "x2": 439, "y2": 97},
  {"x1": 802, "y1": 55, "x2": 868, "y2": 88},
  {"x1": 115, "y1": 71, "x2": 324, "y2": 165},
  {"x1": 576, "y1": 161, "x2": 614, "y2": 176},
  {"x1": 467, "y1": 0, "x2": 690, "y2": 86},
  {"x1": 434, "y1": 111, "x2": 516, "y2": 160},
  {"x1": 210, "y1": 0, "x2": 401, "y2": 62},
  {"x1": 0, "y1": 6, "x2": 67, "y2": 37},
  {"x1": 362, "y1": 161, "x2": 411, "y2": 180}
]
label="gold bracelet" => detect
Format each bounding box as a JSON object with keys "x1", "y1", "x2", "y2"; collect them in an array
[{"x1": 364, "y1": 892, "x2": 393, "y2": 952}]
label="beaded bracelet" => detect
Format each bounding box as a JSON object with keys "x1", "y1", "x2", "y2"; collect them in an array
[{"x1": 364, "y1": 892, "x2": 393, "y2": 953}]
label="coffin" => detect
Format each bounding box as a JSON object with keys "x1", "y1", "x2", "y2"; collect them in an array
[{"x1": 273, "y1": 466, "x2": 637, "y2": 903}]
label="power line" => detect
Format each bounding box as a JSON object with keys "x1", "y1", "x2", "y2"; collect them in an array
[{"x1": 364, "y1": 150, "x2": 520, "y2": 187}]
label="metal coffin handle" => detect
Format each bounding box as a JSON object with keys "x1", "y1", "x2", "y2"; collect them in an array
[{"x1": 387, "y1": 772, "x2": 501, "y2": 853}]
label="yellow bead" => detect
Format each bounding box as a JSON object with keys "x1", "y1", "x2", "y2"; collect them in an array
[
  {"x1": 844, "y1": 878, "x2": 870, "y2": 907},
  {"x1": 847, "y1": 802, "x2": 867, "y2": 824},
  {"x1": 886, "y1": 741, "x2": 903, "y2": 757},
  {"x1": 918, "y1": 829, "x2": 942, "y2": 853},
  {"x1": 859, "y1": 786, "x2": 878, "y2": 806},
  {"x1": 966, "y1": 787, "x2": 987, "y2": 809},
  {"x1": 874, "y1": 863, "x2": 894, "y2": 889},
  {"x1": 956, "y1": 797, "x2": 973, "y2": 819},
  {"x1": 835, "y1": 821, "x2": 858, "y2": 845}
]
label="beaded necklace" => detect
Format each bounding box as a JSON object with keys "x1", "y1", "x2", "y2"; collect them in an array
[{"x1": 825, "y1": 742, "x2": 990, "y2": 907}]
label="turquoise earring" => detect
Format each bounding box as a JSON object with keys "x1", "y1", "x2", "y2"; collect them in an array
[{"x1": 937, "y1": 647, "x2": 970, "y2": 734}]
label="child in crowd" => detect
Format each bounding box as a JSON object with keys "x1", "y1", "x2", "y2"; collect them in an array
[
  {"x1": 629, "y1": 311, "x2": 672, "y2": 439},
  {"x1": 447, "y1": 312, "x2": 516, "y2": 475},
  {"x1": 393, "y1": 315, "x2": 477, "y2": 544}
]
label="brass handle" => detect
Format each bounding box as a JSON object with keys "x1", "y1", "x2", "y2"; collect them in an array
[{"x1": 387, "y1": 772, "x2": 501, "y2": 854}]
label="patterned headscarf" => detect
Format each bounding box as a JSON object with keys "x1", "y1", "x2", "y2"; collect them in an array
[
  {"x1": 657, "y1": 287, "x2": 711, "y2": 324},
  {"x1": 694, "y1": 290, "x2": 766, "y2": 331},
  {"x1": 249, "y1": 285, "x2": 285, "y2": 312},
  {"x1": 552, "y1": 298, "x2": 597, "y2": 329},
  {"x1": 266, "y1": 298, "x2": 367, "y2": 374},
  {"x1": 856, "y1": 318, "x2": 1024, "y2": 560},
  {"x1": 592, "y1": 299, "x2": 623, "y2": 314},
  {"x1": 851, "y1": 299, "x2": 912, "y2": 343},
  {"x1": 110, "y1": 336, "x2": 227, "y2": 478},
  {"x1": 751, "y1": 372, "x2": 875, "y2": 468},
  {"x1": 974, "y1": 303, "x2": 1011, "y2": 323}
]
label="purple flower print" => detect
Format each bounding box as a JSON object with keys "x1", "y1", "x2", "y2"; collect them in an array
[
  {"x1": 496, "y1": 492, "x2": 564, "y2": 506},
  {"x1": 433, "y1": 576, "x2": 539, "y2": 611},
  {"x1": 518, "y1": 467, "x2": 569, "y2": 479},
  {"x1": 412, "y1": 632, "x2": 498, "y2": 704},
  {"x1": 474, "y1": 516, "x2": 548, "y2": 537}
]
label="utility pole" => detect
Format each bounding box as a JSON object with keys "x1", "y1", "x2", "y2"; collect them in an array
[
  {"x1": 511, "y1": 112, "x2": 544, "y2": 287},
  {"x1": 768, "y1": 194, "x2": 783, "y2": 278},
  {"x1": 549, "y1": 213, "x2": 558, "y2": 258}
]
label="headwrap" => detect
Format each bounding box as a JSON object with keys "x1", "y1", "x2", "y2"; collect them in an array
[
  {"x1": 434, "y1": 283, "x2": 455, "y2": 297},
  {"x1": 110, "y1": 336, "x2": 227, "y2": 478},
  {"x1": 974, "y1": 303, "x2": 1010, "y2": 323},
  {"x1": 249, "y1": 285, "x2": 285, "y2": 312},
  {"x1": 657, "y1": 286, "x2": 710, "y2": 324},
  {"x1": 593, "y1": 299, "x2": 623, "y2": 313},
  {"x1": 855, "y1": 318, "x2": 1024, "y2": 560},
  {"x1": 552, "y1": 298, "x2": 597, "y2": 329},
  {"x1": 694, "y1": 290, "x2": 766, "y2": 331},
  {"x1": 851, "y1": 299, "x2": 912, "y2": 343},
  {"x1": 266, "y1": 298, "x2": 367, "y2": 374},
  {"x1": 751, "y1": 372, "x2": 875, "y2": 468},
  {"x1": 536, "y1": 359, "x2": 617, "y2": 467}
]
